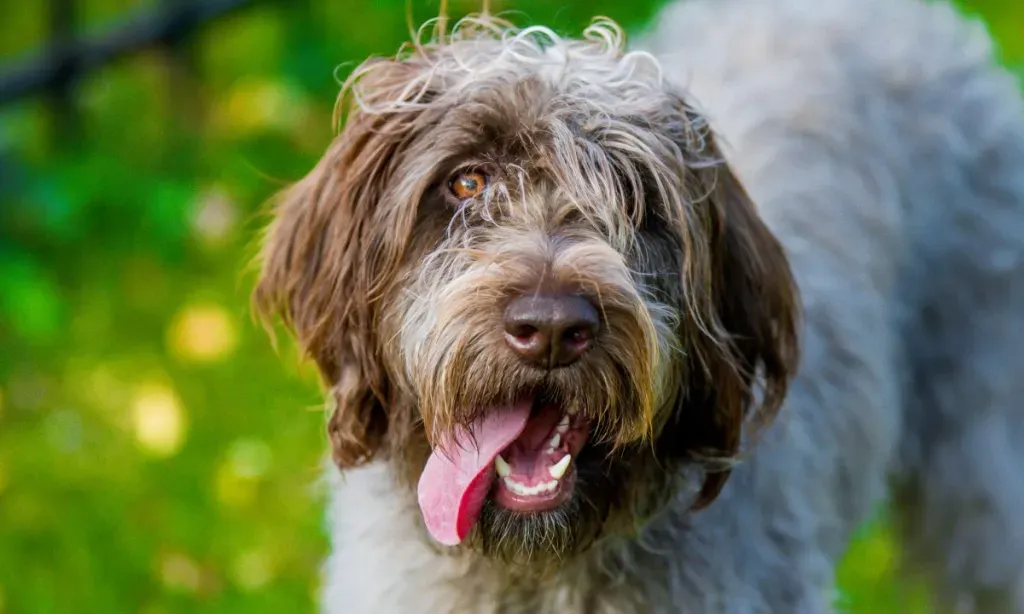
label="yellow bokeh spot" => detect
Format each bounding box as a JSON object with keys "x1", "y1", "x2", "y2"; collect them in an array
[
  {"x1": 214, "y1": 461, "x2": 258, "y2": 509},
  {"x1": 215, "y1": 78, "x2": 306, "y2": 139},
  {"x1": 227, "y1": 438, "x2": 273, "y2": 479},
  {"x1": 231, "y1": 548, "x2": 275, "y2": 592},
  {"x1": 168, "y1": 303, "x2": 238, "y2": 364},
  {"x1": 158, "y1": 552, "x2": 202, "y2": 594},
  {"x1": 83, "y1": 365, "x2": 131, "y2": 428},
  {"x1": 214, "y1": 439, "x2": 272, "y2": 509},
  {"x1": 131, "y1": 383, "x2": 187, "y2": 458}
]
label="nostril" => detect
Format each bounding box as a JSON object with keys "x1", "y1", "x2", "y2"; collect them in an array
[
  {"x1": 504, "y1": 323, "x2": 550, "y2": 365},
  {"x1": 563, "y1": 324, "x2": 595, "y2": 347},
  {"x1": 549, "y1": 314, "x2": 598, "y2": 367},
  {"x1": 506, "y1": 323, "x2": 540, "y2": 342}
]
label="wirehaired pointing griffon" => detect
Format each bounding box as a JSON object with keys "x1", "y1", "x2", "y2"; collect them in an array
[{"x1": 255, "y1": 0, "x2": 1024, "y2": 611}]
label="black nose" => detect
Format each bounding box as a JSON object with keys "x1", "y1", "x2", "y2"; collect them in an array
[{"x1": 503, "y1": 294, "x2": 600, "y2": 368}]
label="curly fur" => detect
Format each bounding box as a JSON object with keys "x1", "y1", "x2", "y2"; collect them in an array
[{"x1": 254, "y1": 0, "x2": 1024, "y2": 611}]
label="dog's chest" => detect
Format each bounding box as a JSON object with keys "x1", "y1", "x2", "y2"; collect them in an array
[{"x1": 320, "y1": 464, "x2": 663, "y2": 614}]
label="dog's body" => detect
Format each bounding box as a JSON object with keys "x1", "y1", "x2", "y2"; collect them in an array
[{"x1": 256, "y1": 0, "x2": 1024, "y2": 611}]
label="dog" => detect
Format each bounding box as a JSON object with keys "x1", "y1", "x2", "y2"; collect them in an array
[{"x1": 253, "y1": 0, "x2": 1024, "y2": 611}]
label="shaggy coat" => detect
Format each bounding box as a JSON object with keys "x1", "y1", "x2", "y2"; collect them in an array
[{"x1": 255, "y1": 0, "x2": 1024, "y2": 611}]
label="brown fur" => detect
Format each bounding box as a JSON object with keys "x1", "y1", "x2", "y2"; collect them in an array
[{"x1": 253, "y1": 15, "x2": 798, "y2": 567}]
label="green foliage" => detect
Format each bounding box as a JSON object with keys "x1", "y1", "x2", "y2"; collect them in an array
[{"x1": 0, "y1": 1, "x2": 1021, "y2": 612}]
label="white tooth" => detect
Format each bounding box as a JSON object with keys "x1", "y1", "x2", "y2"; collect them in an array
[
  {"x1": 557, "y1": 415, "x2": 570, "y2": 433},
  {"x1": 548, "y1": 433, "x2": 561, "y2": 450},
  {"x1": 545, "y1": 480, "x2": 558, "y2": 491},
  {"x1": 504, "y1": 477, "x2": 525, "y2": 495},
  {"x1": 494, "y1": 455, "x2": 511, "y2": 477},
  {"x1": 549, "y1": 455, "x2": 572, "y2": 479}
]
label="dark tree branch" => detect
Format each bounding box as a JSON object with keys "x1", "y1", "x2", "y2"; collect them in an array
[{"x1": 0, "y1": 0, "x2": 255, "y2": 107}]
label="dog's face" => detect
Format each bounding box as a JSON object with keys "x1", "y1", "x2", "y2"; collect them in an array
[{"x1": 255, "y1": 18, "x2": 798, "y2": 572}]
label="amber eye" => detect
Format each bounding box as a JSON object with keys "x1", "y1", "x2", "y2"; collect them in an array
[{"x1": 448, "y1": 171, "x2": 488, "y2": 200}]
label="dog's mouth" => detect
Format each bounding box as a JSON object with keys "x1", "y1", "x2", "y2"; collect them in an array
[
  {"x1": 417, "y1": 391, "x2": 591, "y2": 546},
  {"x1": 493, "y1": 398, "x2": 590, "y2": 512}
]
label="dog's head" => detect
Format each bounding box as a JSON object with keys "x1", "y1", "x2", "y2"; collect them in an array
[{"x1": 254, "y1": 16, "x2": 798, "y2": 572}]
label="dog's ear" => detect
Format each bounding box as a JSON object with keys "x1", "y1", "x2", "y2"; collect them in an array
[
  {"x1": 253, "y1": 57, "x2": 439, "y2": 469},
  {"x1": 656, "y1": 100, "x2": 800, "y2": 508}
]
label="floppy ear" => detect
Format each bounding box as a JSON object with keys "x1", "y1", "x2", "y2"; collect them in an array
[
  {"x1": 253, "y1": 57, "x2": 440, "y2": 469},
  {"x1": 656, "y1": 103, "x2": 800, "y2": 508}
]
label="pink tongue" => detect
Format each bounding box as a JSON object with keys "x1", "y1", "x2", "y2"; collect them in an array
[{"x1": 417, "y1": 401, "x2": 532, "y2": 545}]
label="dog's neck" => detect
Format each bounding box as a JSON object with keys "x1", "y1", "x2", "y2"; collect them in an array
[{"x1": 321, "y1": 460, "x2": 699, "y2": 613}]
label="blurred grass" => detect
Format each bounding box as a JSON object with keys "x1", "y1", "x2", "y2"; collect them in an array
[{"x1": 0, "y1": 1, "x2": 1021, "y2": 612}]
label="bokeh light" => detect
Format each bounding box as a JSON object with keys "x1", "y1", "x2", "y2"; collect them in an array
[
  {"x1": 167, "y1": 303, "x2": 239, "y2": 364},
  {"x1": 215, "y1": 438, "x2": 274, "y2": 509},
  {"x1": 214, "y1": 78, "x2": 310, "y2": 139},
  {"x1": 131, "y1": 383, "x2": 187, "y2": 458},
  {"x1": 231, "y1": 547, "x2": 276, "y2": 592},
  {"x1": 192, "y1": 187, "x2": 241, "y2": 246},
  {"x1": 159, "y1": 552, "x2": 204, "y2": 595}
]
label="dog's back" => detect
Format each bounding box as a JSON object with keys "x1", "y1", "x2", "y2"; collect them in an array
[{"x1": 645, "y1": 0, "x2": 1024, "y2": 609}]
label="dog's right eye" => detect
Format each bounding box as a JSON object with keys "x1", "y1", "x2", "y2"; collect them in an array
[{"x1": 448, "y1": 171, "x2": 488, "y2": 200}]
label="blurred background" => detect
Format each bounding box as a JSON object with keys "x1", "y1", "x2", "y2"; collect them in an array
[{"x1": 0, "y1": 0, "x2": 1021, "y2": 612}]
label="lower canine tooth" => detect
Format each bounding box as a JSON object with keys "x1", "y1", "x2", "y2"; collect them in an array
[
  {"x1": 495, "y1": 455, "x2": 511, "y2": 477},
  {"x1": 549, "y1": 454, "x2": 572, "y2": 479}
]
